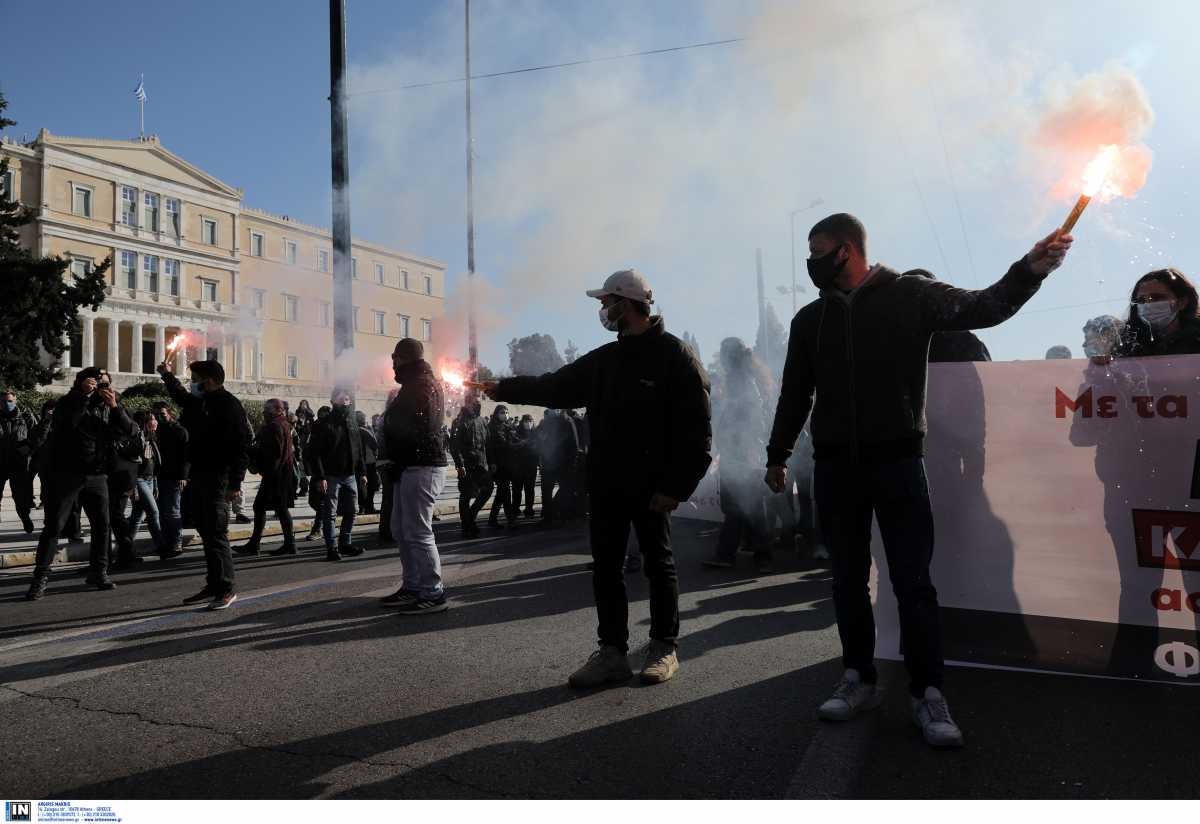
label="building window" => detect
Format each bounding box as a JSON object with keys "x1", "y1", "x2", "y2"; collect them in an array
[
  {"x1": 142, "y1": 254, "x2": 160, "y2": 293},
  {"x1": 250, "y1": 232, "x2": 264, "y2": 257},
  {"x1": 120, "y1": 186, "x2": 138, "y2": 225},
  {"x1": 286, "y1": 355, "x2": 299, "y2": 379},
  {"x1": 120, "y1": 250, "x2": 137, "y2": 289},
  {"x1": 351, "y1": 257, "x2": 358, "y2": 278},
  {"x1": 372, "y1": 310, "x2": 386, "y2": 335},
  {"x1": 285, "y1": 240, "x2": 297, "y2": 265},
  {"x1": 201, "y1": 279, "x2": 218, "y2": 303},
  {"x1": 421, "y1": 319, "x2": 432, "y2": 341},
  {"x1": 70, "y1": 258, "x2": 92, "y2": 277},
  {"x1": 143, "y1": 192, "x2": 160, "y2": 231},
  {"x1": 164, "y1": 259, "x2": 180, "y2": 296},
  {"x1": 284, "y1": 294, "x2": 299, "y2": 322},
  {"x1": 202, "y1": 218, "x2": 217, "y2": 245},
  {"x1": 319, "y1": 301, "x2": 331, "y2": 327},
  {"x1": 0, "y1": 170, "x2": 13, "y2": 201},
  {"x1": 374, "y1": 262, "x2": 385, "y2": 284},
  {"x1": 353, "y1": 306, "x2": 360, "y2": 331},
  {"x1": 400, "y1": 269, "x2": 409, "y2": 290},
  {"x1": 252, "y1": 289, "x2": 265, "y2": 310},
  {"x1": 398, "y1": 314, "x2": 410, "y2": 338},
  {"x1": 424, "y1": 274, "x2": 433, "y2": 296},
  {"x1": 318, "y1": 249, "x2": 329, "y2": 273},
  {"x1": 72, "y1": 184, "x2": 93, "y2": 217},
  {"x1": 320, "y1": 360, "x2": 331, "y2": 381},
  {"x1": 165, "y1": 197, "x2": 180, "y2": 235}
]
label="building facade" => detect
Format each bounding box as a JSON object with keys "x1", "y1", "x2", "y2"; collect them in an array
[{"x1": 1, "y1": 130, "x2": 445, "y2": 411}]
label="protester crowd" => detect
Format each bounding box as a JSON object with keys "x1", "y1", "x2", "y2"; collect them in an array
[{"x1": 15, "y1": 207, "x2": 1200, "y2": 751}]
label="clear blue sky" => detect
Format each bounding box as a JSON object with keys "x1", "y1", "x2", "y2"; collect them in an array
[{"x1": 6, "y1": 1, "x2": 1198, "y2": 371}]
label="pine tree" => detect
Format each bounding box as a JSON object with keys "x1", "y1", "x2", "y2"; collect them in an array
[{"x1": 0, "y1": 93, "x2": 110, "y2": 389}]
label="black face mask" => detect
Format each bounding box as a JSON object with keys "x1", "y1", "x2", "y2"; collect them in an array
[{"x1": 806, "y1": 245, "x2": 847, "y2": 291}]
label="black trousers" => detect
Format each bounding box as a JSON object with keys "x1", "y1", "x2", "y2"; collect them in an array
[
  {"x1": 459, "y1": 471, "x2": 494, "y2": 531},
  {"x1": 0, "y1": 462, "x2": 33, "y2": 516},
  {"x1": 489, "y1": 471, "x2": 515, "y2": 522},
  {"x1": 540, "y1": 469, "x2": 562, "y2": 522},
  {"x1": 716, "y1": 474, "x2": 770, "y2": 562},
  {"x1": 108, "y1": 486, "x2": 135, "y2": 562},
  {"x1": 34, "y1": 472, "x2": 110, "y2": 574},
  {"x1": 358, "y1": 464, "x2": 379, "y2": 513},
  {"x1": 589, "y1": 488, "x2": 678, "y2": 652},
  {"x1": 378, "y1": 468, "x2": 394, "y2": 540},
  {"x1": 814, "y1": 456, "x2": 943, "y2": 697},
  {"x1": 512, "y1": 471, "x2": 537, "y2": 515},
  {"x1": 192, "y1": 473, "x2": 235, "y2": 595}
]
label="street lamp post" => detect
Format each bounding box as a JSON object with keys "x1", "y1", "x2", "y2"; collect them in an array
[{"x1": 789, "y1": 198, "x2": 824, "y2": 316}]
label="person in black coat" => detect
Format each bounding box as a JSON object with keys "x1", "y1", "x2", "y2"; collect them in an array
[
  {"x1": 355, "y1": 409, "x2": 380, "y2": 515},
  {"x1": 26, "y1": 368, "x2": 136, "y2": 600},
  {"x1": 150, "y1": 401, "x2": 189, "y2": 559},
  {"x1": 0, "y1": 390, "x2": 36, "y2": 533},
  {"x1": 308, "y1": 387, "x2": 367, "y2": 560},
  {"x1": 486, "y1": 269, "x2": 711, "y2": 689},
  {"x1": 765, "y1": 212, "x2": 1071, "y2": 747},
  {"x1": 511, "y1": 414, "x2": 539, "y2": 518},
  {"x1": 235, "y1": 398, "x2": 297, "y2": 556},
  {"x1": 450, "y1": 401, "x2": 493, "y2": 539},
  {"x1": 158, "y1": 358, "x2": 250, "y2": 611},
  {"x1": 486, "y1": 405, "x2": 517, "y2": 528}
]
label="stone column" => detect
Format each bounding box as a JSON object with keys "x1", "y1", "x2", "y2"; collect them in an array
[
  {"x1": 196, "y1": 330, "x2": 208, "y2": 362},
  {"x1": 174, "y1": 331, "x2": 188, "y2": 373},
  {"x1": 130, "y1": 321, "x2": 144, "y2": 374},
  {"x1": 252, "y1": 339, "x2": 263, "y2": 381},
  {"x1": 81, "y1": 315, "x2": 95, "y2": 367},
  {"x1": 233, "y1": 336, "x2": 243, "y2": 381},
  {"x1": 106, "y1": 318, "x2": 120, "y2": 373},
  {"x1": 154, "y1": 324, "x2": 166, "y2": 367}
]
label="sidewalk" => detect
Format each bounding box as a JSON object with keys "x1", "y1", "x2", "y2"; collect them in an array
[{"x1": 0, "y1": 472, "x2": 527, "y2": 570}]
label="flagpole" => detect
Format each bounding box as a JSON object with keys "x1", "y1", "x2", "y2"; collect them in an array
[{"x1": 139, "y1": 98, "x2": 144, "y2": 138}]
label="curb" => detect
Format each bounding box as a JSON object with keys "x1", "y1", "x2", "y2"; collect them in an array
[{"x1": 0, "y1": 499, "x2": 470, "y2": 571}]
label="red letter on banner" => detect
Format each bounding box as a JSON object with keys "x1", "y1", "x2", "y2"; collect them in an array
[
  {"x1": 1133, "y1": 397, "x2": 1156, "y2": 418},
  {"x1": 1055, "y1": 387, "x2": 1093, "y2": 418},
  {"x1": 1157, "y1": 395, "x2": 1188, "y2": 418}
]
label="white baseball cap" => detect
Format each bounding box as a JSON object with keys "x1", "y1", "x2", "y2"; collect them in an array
[{"x1": 585, "y1": 269, "x2": 654, "y2": 305}]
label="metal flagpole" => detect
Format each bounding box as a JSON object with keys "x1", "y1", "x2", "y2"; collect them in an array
[
  {"x1": 465, "y1": 0, "x2": 479, "y2": 378},
  {"x1": 329, "y1": 0, "x2": 354, "y2": 362}
]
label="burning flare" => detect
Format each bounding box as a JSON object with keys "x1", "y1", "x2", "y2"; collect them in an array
[
  {"x1": 1060, "y1": 143, "x2": 1153, "y2": 234},
  {"x1": 439, "y1": 365, "x2": 465, "y2": 389},
  {"x1": 166, "y1": 333, "x2": 188, "y2": 355}
]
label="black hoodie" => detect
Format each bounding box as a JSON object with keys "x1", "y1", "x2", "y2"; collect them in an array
[{"x1": 767, "y1": 257, "x2": 1045, "y2": 466}]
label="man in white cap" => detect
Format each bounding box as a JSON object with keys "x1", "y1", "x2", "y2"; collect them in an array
[{"x1": 483, "y1": 269, "x2": 712, "y2": 687}]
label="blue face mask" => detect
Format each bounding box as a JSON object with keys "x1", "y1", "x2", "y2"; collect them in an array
[
  {"x1": 3, "y1": 401, "x2": 15, "y2": 413},
  {"x1": 189, "y1": 381, "x2": 204, "y2": 397}
]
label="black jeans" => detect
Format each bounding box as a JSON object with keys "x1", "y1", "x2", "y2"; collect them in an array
[
  {"x1": 589, "y1": 488, "x2": 679, "y2": 652},
  {"x1": 715, "y1": 473, "x2": 770, "y2": 562},
  {"x1": 0, "y1": 462, "x2": 33, "y2": 516},
  {"x1": 512, "y1": 471, "x2": 536, "y2": 516},
  {"x1": 108, "y1": 485, "x2": 135, "y2": 562},
  {"x1": 192, "y1": 473, "x2": 235, "y2": 595},
  {"x1": 540, "y1": 469, "x2": 562, "y2": 522},
  {"x1": 489, "y1": 471, "x2": 515, "y2": 523},
  {"x1": 378, "y1": 468, "x2": 394, "y2": 540},
  {"x1": 459, "y1": 470, "x2": 494, "y2": 531},
  {"x1": 34, "y1": 472, "x2": 110, "y2": 574},
  {"x1": 814, "y1": 457, "x2": 942, "y2": 697}
]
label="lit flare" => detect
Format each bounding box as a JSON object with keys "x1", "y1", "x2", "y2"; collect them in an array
[{"x1": 1060, "y1": 143, "x2": 1152, "y2": 234}]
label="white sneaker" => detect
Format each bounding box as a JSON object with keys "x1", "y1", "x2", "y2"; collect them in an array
[
  {"x1": 817, "y1": 669, "x2": 881, "y2": 721},
  {"x1": 911, "y1": 686, "x2": 964, "y2": 748}
]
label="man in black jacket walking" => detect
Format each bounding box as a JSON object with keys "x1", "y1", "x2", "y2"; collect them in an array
[
  {"x1": 0, "y1": 390, "x2": 36, "y2": 534},
  {"x1": 158, "y1": 359, "x2": 249, "y2": 610},
  {"x1": 765, "y1": 213, "x2": 1072, "y2": 748},
  {"x1": 449, "y1": 401, "x2": 493, "y2": 539},
  {"x1": 309, "y1": 386, "x2": 367, "y2": 561},
  {"x1": 378, "y1": 338, "x2": 450, "y2": 615},
  {"x1": 485, "y1": 269, "x2": 712, "y2": 688},
  {"x1": 151, "y1": 401, "x2": 189, "y2": 559},
  {"x1": 26, "y1": 368, "x2": 136, "y2": 600}
]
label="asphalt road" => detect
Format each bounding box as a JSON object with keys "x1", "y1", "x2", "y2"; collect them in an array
[{"x1": 0, "y1": 515, "x2": 1196, "y2": 799}]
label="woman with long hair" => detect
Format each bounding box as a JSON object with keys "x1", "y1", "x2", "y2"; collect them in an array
[
  {"x1": 235, "y1": 398, "x2": 297, "y2": 556},
  {"x1": 1116, "y1": 268, "x2": 1200, "y2": 358},
  {"x1": 124, "y1": 409, "x2": 169, "y2": 560}
]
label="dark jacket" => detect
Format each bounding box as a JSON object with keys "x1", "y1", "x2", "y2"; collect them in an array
[
  {"x1": 359, "y1": 426, "x2": 378, "y2": 465},
  {"x1": 50, "y1": 389, "x2": 136, "y2": 476},
  {"x1": 929, "y1": 330, "x2": 992, "y2": 363},
  {"x1": 382, "y1": 359, "x2": 448, "y2": 470},
  {"x1": 451, "y1": 412, "x2": 490, "y2": 476},
  {"x1": 767, "y1": 259, "x2": 1045, "y2": 466},
  {"x1": 155, "y1": 418, "x2": 190, "y2": 481},
  {"x1": 535, "y1": 413, "x2": 579, "y2": 472},
  {"x1": 0, "y1": 406, "x2": 34, "y2": 467},
  {"x1": 29, "y1": 416, "x2": 54, "y2": 476},
  {"x1": 253, "y1": 416, "x2": 296, "y2": 509},
  {"x1": 487, "y1": 417, "x2": 515, "y2": 477},
  {"x1": 162, "y1": 372, "x2": 249, "y2": 489},
  {"x1": 309, "y1": 406, "x2": 365, "y2": 480},
  {"x1": 512, "y1": 425, "x2": 540, "y2": 477},
  {"x1": 495, "y1": 316, "x2": 712, "y2": 502},
  {"x1": 1115, "y1": 317, "x2": 1200, "y2": 359},
  {"x1": 135, "y1": 436, "x2": 162, "y2": 480}
]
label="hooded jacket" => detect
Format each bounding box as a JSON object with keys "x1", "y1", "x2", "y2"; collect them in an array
[
  {"x1": 162, "y1": 372, "x2": 250, "y2": 488},
  {"x1": 309, "y1": 405, "x2": 366, "y2": 480},
  {"x1": 382, "y1": 360, "x2": 448, "y2": 470},
  {"x1": 495, "y1": 315, "x2": 712, "y2": 502},
  {"x1": 767, "y1": 258, "x2": 1045, "y2": 466}
]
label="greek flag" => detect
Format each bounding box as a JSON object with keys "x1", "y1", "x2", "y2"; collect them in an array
[{"x1": 134, "y1": 76, "x2": 147, "y2": 103}]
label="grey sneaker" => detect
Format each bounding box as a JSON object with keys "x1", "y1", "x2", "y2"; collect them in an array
[
  {"x1": 568, "y1": 645, "x2": 633, "y2": 688},
  {"x1": 640, "y1": 640, "x2": 679, "y2": 685},
  {"x1": 817, "y1": 669, "x2": 881, "y2": 721},
  {"x1": 911, "y1": 687, "x2": 964, "y2": 748}
]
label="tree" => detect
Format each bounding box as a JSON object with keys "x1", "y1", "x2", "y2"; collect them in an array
[
  {"x1": 0, "y1": 93, "x2": 109, "y2": 389},
  {"x1": 474, "y1": 364, "x2": 497, "y2": 382},
  {"x1": 681, "y1": 331, "x2": 702, "y2": 364},
  {"x1": 564, "y1": 339, "x2": 579, "y2": 364},
  {"x1": 755, "y1": 302, "x2": 787, "y2": 378},
  {"x1": 508, "y1": 333, "x2": 565, "y2": 376}
]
